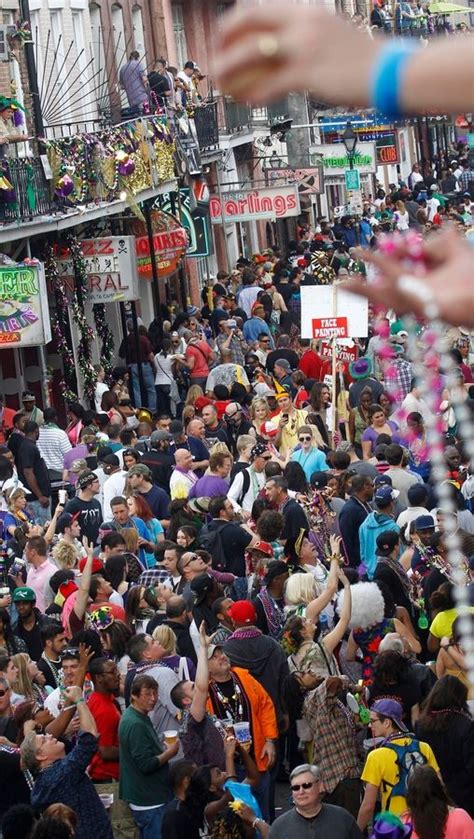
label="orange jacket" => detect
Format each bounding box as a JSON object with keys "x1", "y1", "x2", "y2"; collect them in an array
[{"x1": 207, "y1": 666, "x2": 278, "y2": 772}]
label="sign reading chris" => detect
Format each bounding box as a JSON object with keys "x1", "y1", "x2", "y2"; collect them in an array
[{"x1": 210, "y1": 185, "x2": 300, "y2": 224}]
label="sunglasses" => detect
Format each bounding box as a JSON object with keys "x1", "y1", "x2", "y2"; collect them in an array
[
  {"x1": 0, "y1": 687, "x2": 10, "y2": 697},
  {"x1": 183, "y1": 554, "x2": 201, "y2": 568},
  {"x1": 61, "y1": 648, "x2": 80, "y2": 659},
  {"x1": 299, "y1": 436, "x2": 312, "y2": 442},
  {"x1": 291, "y1": 781, "x2": 316, "y2": 792},
  {"x1": 260, "y1": 339, "x2": 270, "y2": 343}
]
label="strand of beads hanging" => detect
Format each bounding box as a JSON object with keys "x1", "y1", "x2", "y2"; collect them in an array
[
  {"x1": 66, "y1": 235, "x2": 96, "y2": 401},
  {"x1": 42, "y1": 242, "x2": 77, "y2": 401},
  {"x1": 93, "y1": 304, "x2": 114, "y2": 376}
]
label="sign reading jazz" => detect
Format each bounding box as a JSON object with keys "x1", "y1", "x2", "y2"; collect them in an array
[
  {"x1": 56, "y1": 237, "x2": 139, "y2": 303},
  {"x1": 0, "y1": 263, "x2": 51, "y2": 348},
  {"x1": 210, "y1": 185, "x2": 300, "y2": 224},
  {"x1": 312, "y1": 317, "x2": 348, "y2": 339}
]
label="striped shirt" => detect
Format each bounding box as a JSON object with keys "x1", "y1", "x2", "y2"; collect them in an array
[{"x1": 37, "y1": 424, "x2": 72, "y2": 471}]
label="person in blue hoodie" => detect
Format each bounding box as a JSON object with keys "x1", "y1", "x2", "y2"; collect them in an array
[{"x1": 359, "y1": 485, "x2": 400, "y2": 579}]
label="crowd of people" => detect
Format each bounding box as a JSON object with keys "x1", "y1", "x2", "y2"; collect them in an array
[{"x1": 0, "y1": 216, "x2": 473, "y2": 839}]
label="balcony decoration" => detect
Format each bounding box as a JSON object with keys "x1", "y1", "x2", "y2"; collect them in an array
[
  {"x1": 43, "y1": 242, "x2": 77, "y2": 401},
  {"x1": 45, "y1": 116, "x2": 176, "y2": 208},
  {"x1": 67, "y1": 234, "x2": 97, "y2": 400},
  {"x1": 7, "y1": 21, "x2": 31, "y2": 52},
  {"x1": 93, "y1": 303, "x2": 114, "y2": 376}
]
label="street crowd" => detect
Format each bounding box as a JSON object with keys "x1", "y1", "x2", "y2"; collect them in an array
[{"x1": 0, "y1": 167, "x2": 474, "y2": 839}]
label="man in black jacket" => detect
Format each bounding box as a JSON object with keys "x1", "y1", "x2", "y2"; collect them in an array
[{"x1": 339, "y1": 475, "x2": 374, "y2": 569}]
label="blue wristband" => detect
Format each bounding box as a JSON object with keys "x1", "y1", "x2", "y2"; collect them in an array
[{"x1": 370, "y1": 41, "x2": 417, "y2": 120}]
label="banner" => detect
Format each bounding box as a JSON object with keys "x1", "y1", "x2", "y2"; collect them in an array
[
  {"x1": 320, "y1": 340, "x2": 358, "y2": 364},
  {"x1": 0, "y1": 263, "x2": 51, "y2": 348},
  {"x1": 210, "y1": 185, "x2": 300, "y2": 224},
  {"x1": 56, "y1": 237, "x2": 139, "y2": 303},
  {"x1": 301, "y1": 286, "x2": 368, "y2": 339}
]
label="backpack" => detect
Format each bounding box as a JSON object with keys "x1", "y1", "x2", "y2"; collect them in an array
[
  {"x1": 236, "y1": 468, "x2": 251, "y2": 507},
  {"x1": 197, "y1": 521, "x2": 234, "y2": 571},
  {"x1": 382, "y1": 737, "x2": 428, "y2": 806}
]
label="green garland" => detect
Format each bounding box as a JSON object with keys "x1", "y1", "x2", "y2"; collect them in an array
[
  {"x1": 66, "y1": 234, "x2": 96, "y2": 401},
  {"x1": 43, "y1": 242, "x2": 77, "y2": 401},
  {"x1": 93, "y1": 303, "x2": 114, "y2": 376}
]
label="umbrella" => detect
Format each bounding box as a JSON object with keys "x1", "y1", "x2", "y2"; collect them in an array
[{"x1": 429, "y1": 2, "x2": 470, "y2": 12}]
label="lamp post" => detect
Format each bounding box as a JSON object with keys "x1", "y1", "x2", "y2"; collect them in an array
[{"x1": 342, "y1": 121, "x2": 358, "y2": 169}]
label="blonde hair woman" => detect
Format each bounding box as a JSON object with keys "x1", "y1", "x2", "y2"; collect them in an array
[
  {"x1": 11, "y1": 652, "x2": 48, "y2": 704},
  {"x1": 394, "y1": 199, "x2": 409, "y2": 231},
  {"x1": 52, "y1": 541, "x2": 78, "y2": 571},
  {"x1": 4, "y1": 488, "x2": 33, "y2": 537},
  {"x1": 185, "y1": 384, "x2": 204, "y2": 407},
  {"x1": 250, "y1": 396, "x2": 270, "y2": 435},
  {"x1": 152, "y1": 624, "x2": 196, "y2": 680}
]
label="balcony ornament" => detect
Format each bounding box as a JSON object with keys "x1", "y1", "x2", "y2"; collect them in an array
[
  {"x1": 115, "y1": 150, "x2": 135, "y2": 177},
  {"x1": 7, "y1": 21, "x2": 31, "y2": 52},
  {"x1": 55, "y1": 174, "x2": 74, "y2": 198}
]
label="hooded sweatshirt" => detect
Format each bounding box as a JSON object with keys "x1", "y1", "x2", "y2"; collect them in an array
[
  {"x1": 359, "y1": 511, "x2": 400, "y2": 579},
  {"x1": 224, "y1": 630, "x2": 288, "y2": 727}
]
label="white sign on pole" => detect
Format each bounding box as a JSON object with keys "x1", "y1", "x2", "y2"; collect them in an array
[
  {"x1": 300, "y1": 286, "x2": 369, "y2": 339},
  {"x1": 56, "y1": 237, "x2": 139, "y2": 303},
  {"x1": 0, "y1": 263, "x2": 51, "y2": 348}
]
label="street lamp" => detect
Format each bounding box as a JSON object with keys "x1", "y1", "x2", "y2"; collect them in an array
[{"x1": 342, "y1": 121, "x2": 358, "y2": 169}]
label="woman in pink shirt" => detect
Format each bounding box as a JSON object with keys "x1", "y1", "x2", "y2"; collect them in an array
[
  {"x1": 403, "y1": 765, "x2": 473, "y2": 839},
  {"x1": 185, "y1": 336, "x2": 215, "y2": 390}
]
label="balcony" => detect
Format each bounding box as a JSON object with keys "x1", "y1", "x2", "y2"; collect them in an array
[
  {"x1": 0, "y1": 158, "x2": 54, "y2": 222},
  {"x1": 194, "y1": 101, "x2": 220, "y2": 151},
  {"x1": 0, "y1": 115, "x2": 178, "y2": 242}
]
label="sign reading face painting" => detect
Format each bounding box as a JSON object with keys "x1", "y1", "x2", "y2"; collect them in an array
[
  {"x1": 312, "y1": 317, "x2": 348, "y2": 340},
  {"x1": 210, "y1": 185, "x2": 300, "y2": 224},
  {"x1": 56, "y1": 237, "x2": 139, "y2": 303},
  {"x1": 0, "y1": 263, "x2": 51, "y2": 347}
]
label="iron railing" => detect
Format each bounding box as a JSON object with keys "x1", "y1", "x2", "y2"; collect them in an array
[
  {"x1": 194, "y1": 101, "x2": 220, "y2": 150},
  {"x1": 0, "y1": 158, "x2": 54, "y2": 222}
]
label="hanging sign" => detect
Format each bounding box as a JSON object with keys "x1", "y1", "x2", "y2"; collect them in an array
[
  {"x1": 301, "y1": 286, "x2": 368, "y2": 339},
  {"x1": 320, "y1": 340, "x2": 358, "y2": 364},
  {"x1": 345, "y1": 169, "x2": 360, "y2": 191},
  {"x1": 161, "y1": 187, "x2": 212, "y2": 258},
  {"x1": 312, "y1": 317, "x2": 348, "y2": 339},
  {"x1": 311, "y1": 142, "x2": 377, "y2": 175},
  {"x1": 126, "y1": 211, "x2": 187, "y2": 279},
  {"x1": 55, "y1": 237, "x2": 139, "y2": 303},
  {"x1": 210, "y1": 185, "x2": 300, "y2": 224},
  {"x1": 0, "y1": 262, "x2": 51, "y2": 348}
]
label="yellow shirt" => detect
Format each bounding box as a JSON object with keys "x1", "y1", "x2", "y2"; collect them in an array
[
  {"x1": 274, "y1": 408, "x2": 308, "y2": 456},
  {"x1": 361, "y1": 737, "x2": 439, "y2": 816},
  {"x1": 430, "y1": 607, "x2": 474, "y2": 639}
]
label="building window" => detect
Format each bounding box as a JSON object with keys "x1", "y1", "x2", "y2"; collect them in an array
[
  {"x1": 132, "y1": 5, "x2": 145, "y2": 58},
  {"x1": 172, "y1": 4, "x2": 188, "y2": 70}
]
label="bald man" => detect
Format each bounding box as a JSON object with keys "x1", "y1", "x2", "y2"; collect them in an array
[{"x1": 169, "y1": 448, "x2": 198, "y2": 500}]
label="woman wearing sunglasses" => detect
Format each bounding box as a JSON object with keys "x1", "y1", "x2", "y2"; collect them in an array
[{"x1": 289, "y1": 426, "x2": 329, "y2": 483}]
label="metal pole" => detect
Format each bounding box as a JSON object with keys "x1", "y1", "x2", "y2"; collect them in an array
[
  {"x1": 130, "y1": 301, "x2": 147, "y2": 408},
  {"x1": 25, "y1": 239, "x2": 50, "y2": 407},
  {"x1": 215, "y1": 162, "x2": 232, "y2": 272},
  {"x1": 19, "y1": 0, "x2": 45, "y2": 137},
  {"x1": 144, "y1": 199, "x2": 163, "y2": 340},
  {"x1": 170, "y1": 190, "x2": 188, "y2": 310}
]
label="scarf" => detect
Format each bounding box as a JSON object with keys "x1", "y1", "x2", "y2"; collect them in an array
[
  {"x1": 377, "y1": 554, "x2": 411, "y2": 601},
  {"x1": 257, "y1": 586, "x2": 286, "y2": 640}
]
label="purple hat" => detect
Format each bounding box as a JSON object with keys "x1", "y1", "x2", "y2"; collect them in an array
[
  {"x1": 370, "y1": 698, "x2": 408, "y2": 733},
  {"x1": 369, "y1": 812, "x2": 412, "y2": 838},
  {"x1": 349, "y1": 356, "x2": 372, "y2": 379}
]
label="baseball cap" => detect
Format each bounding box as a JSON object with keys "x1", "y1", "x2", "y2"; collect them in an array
[
  {"x1": 22, "y1": 391, "x2": 35, "y2": 401},
  {"x1": 127, "y1": 464, "x2": 152, "y2": 479},
  {"x1": 76, "y1": 469, "x2": 99, "y2": 490},
  {"x1": 225, "y1": 402, "x2": 242, "y2": 419},
  {"x1": 187, "y1": 497, "x2": 211, "y2": 514},
  {"x1": 228, "y1": 600, "x2": 257, "y2": 625},
  {"x1": 415, "y1": 514, "x2": 435, "y2": 531},
  {"x1": 376, "y1": 530, "x2": 400, "y2": 556},
  {"x1": 194, "y1": 396, "x2": 213, "y2": 412},
  {"x1": 249, "y1": 540, "x2": 273, "y2": 557},
  {"x1": 370, "y1": 698, "x2": 408, "y2": 733},
  {"x1": 260, "y1": 420, "x2": 278, "y2": 438},
  {"x1": 150, "y1": 429, "x2": 173, "y2": 443},
  {"x1": 263, "y1": 559, "x2": 289, "y2": 585},
  {"x1": 207, "y1": 644, "x2": 224, "y2": 660},
  {"x1": 56, "y1": 511, "x2": 80, "y2": 534},
  {"x1": 78, "y1": 556, "x2": 104, "y2": 574},
  {"x1": 374, "y1": 485, "x2": 399, "y2": 506},
  {"x1": 374, "y1": 474, "x2": 393, "y2": 487},
  {"x1": 12, "y1": 586, "x2": 36, "y2": 602}
]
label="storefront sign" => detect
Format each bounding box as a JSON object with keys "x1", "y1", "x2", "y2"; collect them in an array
[
  {"x1": 210, "y1": 185, "x2": 300, "y2": 224},
  {"x1": 126, "y1": 211, "x2": 187, "y2": 279},
  {"x1": 312, "y1": 317, "x2": 348, "y2": 339},
  {"x1": 311, "y1": 142, "x2": 377, "y2": 176},
  {"x1": 56, "y1": 237, "x2": 139, "y2": 303},
  {"x1": 161, "y1": 187, "x2": 212, "y2": 258},
  {"x1": 376, "y1": 133, "x2": 399, "y2": 164},
  {"x1": 0, "y1": 263, "x2": 51, "y2": 347}
]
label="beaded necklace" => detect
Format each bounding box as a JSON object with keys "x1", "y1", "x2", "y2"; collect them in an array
[{"x1": 209, "y1": 675, "x2": 245, "y2": 722}]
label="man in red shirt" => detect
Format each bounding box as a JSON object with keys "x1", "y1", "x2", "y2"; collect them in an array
[
  {"x1": 0, "y1": 395, "x2": 16, "y2": 444},
  {"x1": 298, "y1": 339, "x2": 327, "y2": 381},
  {"x1": 88, "y1": 657, "x2": 136, "y2": 837}
]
